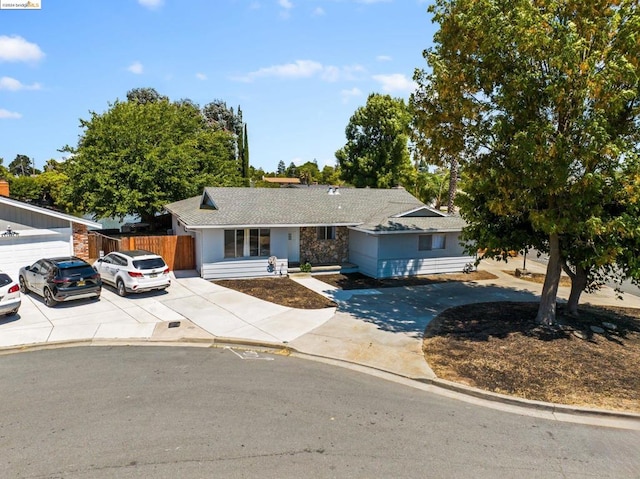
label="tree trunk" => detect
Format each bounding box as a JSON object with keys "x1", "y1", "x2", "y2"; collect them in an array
[
  {"x1": 447, "y1": 157, "x2": 459, "y2": 214},
  {"x1": 567, "y1": 264, "x2": 587, "y2": 316},
  {"x1": 535, "y1": 233, "x2": 562, "y2": 326}
]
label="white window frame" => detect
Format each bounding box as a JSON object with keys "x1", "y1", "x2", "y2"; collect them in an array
[{"x1": 418, "y1": 233, "x2": 446, "y2": 251}]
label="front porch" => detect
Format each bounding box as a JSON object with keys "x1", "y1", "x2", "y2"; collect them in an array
[{"x1": 200, "y1": 258, "x2": 359, "y2": 280}]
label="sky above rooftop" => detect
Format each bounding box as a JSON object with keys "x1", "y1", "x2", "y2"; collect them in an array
[{"x1": 0, "y1": 0, "x2": 436, "y2": 172}]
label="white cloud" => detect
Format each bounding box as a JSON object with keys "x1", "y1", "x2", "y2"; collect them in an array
[
  {"x1": 0, "y1": 35, "x2": 44, "y2": 63},
  {"x1": 321, "y1": 65, "x2": 340, "y2": 82},
  {"x1": 138, "y1": 0, "x2": 163, "y2": 9},
  {"x1": 0, "y1": 109, "x2": 22, "y2": 119},
  {"x1": 238, "y1": 60, "x2": 322, "y2": 82},
  {"x1": 0, "y1": 76, "x2": 41, "y2": 91},
  {"x1": 341, "y1": 87, "x2": 363, "y2": 103},
  {"x1": 312, "y1": 7, "x2": 325, "y2": 16},
  {"x1": 195, "y1": 72, "x2": 207, "y2": 80},
  {"x1": 236, "y1": 60, "x2": 365, "y2": 83},
  {"x1": 376, "y1": 55, "x2": 392, "y2": 62},
  {"x1": 278, "y1": 0, "x2": 293, "y2": 18},
  {"x1": 128, "y1": 61, "x2": 144, "y2": 74},
  {"x1": 372, "y1": 73, "x2": 417, "y2": 93}
]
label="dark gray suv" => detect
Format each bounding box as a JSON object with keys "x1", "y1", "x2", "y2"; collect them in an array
[{"x1": 19, "y1": 257, "x2": 102, "y2": 307}]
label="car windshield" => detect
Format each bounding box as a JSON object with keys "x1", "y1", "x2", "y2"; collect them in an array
[
  {"x1": 0, "y1": 273, "x2": 12, "y2": 287},
  {"x1": 132, "y1": 258, "x2": 166, "y2": 270},
  {"x1": 58, "y1": 266, "x2": 96, "y2": 278}
]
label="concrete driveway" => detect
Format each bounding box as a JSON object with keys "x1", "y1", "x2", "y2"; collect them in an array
[{"x1": 0, "y1": 271, "x2": 335, "y2": 349}]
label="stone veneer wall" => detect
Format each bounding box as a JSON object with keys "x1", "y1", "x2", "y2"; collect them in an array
[
  {"x1": 72, "y1": 223, "x2": 89, "y2": 260},
  {"x1": 299, "y1": 226, "x2": 349, "y2": 265}
]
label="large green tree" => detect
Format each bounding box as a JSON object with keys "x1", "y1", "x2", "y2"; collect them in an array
[
  {"x1": 9, "y1": 154, "x2": 38, "y2": 176},
  {"x1": 64, "y1": 90, "x2": 242, "y2": 223},
  {"x1": 336, "y1": 93, "x2": 416, "y2": 188},
  {"x1": 423, "y1": 0, "x2": 640, "y2": 325}
]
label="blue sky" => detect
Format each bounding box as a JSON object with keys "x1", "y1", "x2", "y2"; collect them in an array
[{"x1": 1, "y1": 0, "x2": 435, "y2": 173}]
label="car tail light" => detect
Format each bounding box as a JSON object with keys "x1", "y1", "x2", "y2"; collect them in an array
[
  {"x1": 163, "y1": 267, "x2": 170, "y2": 274},
  {"x1": 128, "y1": 271, "x2": 144, "y2": 278},
  {"x1": 8, "y1": 284, "x2": 19, "y2": 294},
  {"x1": 52, "y1": 278, "x2": 66, "y2": 285}
]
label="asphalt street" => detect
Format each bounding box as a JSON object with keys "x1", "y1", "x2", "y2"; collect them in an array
[{"x1": 1, "y1": 347, "x2": 638, "y2": 479}]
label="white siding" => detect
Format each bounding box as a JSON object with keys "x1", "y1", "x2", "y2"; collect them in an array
[
  {"x1": 375, "y1": 232, "x2": 471, "y2": 278},
  {"x1": 196, "y1": 227, "x2": 291, "y2": 278},
  {"x1": 376, "y1": 255, "x2": 475, "y2": 279},
  {"x1": 378, "y1": 231, "x2": 465, "y2": 259},
  {"x1": 348, "y1": 230, "x2": 378, "y2": 277},
  {"x1": 201, "y1": 258, "x2": 288, "y2": 280}
]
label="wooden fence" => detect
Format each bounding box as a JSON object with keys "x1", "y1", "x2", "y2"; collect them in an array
[{"x1": 88, "y1": 232, "x2": 195, "y2": 271}]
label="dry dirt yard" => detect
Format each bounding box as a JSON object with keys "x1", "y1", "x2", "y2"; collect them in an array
[{"x1": 216, "y1": 272, "x2": 640, "y2": 413}]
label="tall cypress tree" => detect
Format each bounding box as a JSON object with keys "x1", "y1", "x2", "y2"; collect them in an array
[{"x1": 242, "y1": 124, "x2": 249, "y2": 179}]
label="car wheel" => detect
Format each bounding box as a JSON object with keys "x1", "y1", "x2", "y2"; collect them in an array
[
  {"x1": 116, "y1": 280, "x2": 127, "y2": 297},
  {"x1": 43, "y1": 288, "x2": 58, "y2": 307},
  {"x1": 19, "y1": 276, "x2": 29, "y2": 294}
]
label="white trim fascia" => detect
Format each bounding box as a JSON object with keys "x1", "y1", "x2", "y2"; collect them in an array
[
  {"x1": 348, "y1": 226, "x2": 462, "y2": 235},
  {"x1": 391, "y1": 205, "x2": 447, "y2": 218},
  {"x1": 176, "y1": 222, "x2": 361, "y2": 229},
  {"x1": 0, "y1": 196, "x2": 102, "y2": 229}
]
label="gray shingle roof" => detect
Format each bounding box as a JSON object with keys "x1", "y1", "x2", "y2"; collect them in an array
[{"x1": 164, "y1": 187, "x2": 465, "y2": 233}]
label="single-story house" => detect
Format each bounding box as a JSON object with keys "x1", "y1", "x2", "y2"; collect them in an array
[
  {"x1": 0, "y1": 187, "x2": 102, "y2": 278},
  {"x1": 164, "y1": 187, "x2": 474, "y2": 280}
]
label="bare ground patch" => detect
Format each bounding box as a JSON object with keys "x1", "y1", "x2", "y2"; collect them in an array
[{"x1": 423, "y1": 302, "x2": 640, "y2": 412}]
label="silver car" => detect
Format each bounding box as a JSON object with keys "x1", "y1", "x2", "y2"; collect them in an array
[
  {"x1": 0, "y1": 272, "x2": 21, "y2": 316},
  {"x1": 93, "y1": 250, "x2": 171, "y2": 297}
]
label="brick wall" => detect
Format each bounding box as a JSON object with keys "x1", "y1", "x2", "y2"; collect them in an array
[
  {"x1": 72, "y1": 223, "x2": 90, "y2": 259},
  {"x1": 299, "y1": 226, "x2": 349, "y2": 265}
]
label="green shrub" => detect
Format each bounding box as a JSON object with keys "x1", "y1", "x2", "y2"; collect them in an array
[{"x1": 299, "y1": 262, "x2": 312, "y2": 273}]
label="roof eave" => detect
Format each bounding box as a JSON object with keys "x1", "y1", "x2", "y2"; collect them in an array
[
  {"x1": 349, "y1": 226, "x2": 463, "y2": 235},
  {"x1": 0, "y1": 196, "x2": 102, "y2": 229}
]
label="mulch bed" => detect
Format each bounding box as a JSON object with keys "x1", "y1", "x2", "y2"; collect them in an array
[
  {"x1": 215, "y1": 277, "x2": 336, "y2": 309},
  {"x1": 423, "y1": 301, "x2": 640, "y2": 412},
  {"x1": 317, "y1": 271, "x2": 498, "y2": 290}
]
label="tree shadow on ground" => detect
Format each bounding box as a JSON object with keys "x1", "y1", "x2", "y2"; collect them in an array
[
  {"x1": 329, "y1": 281, "x2": 542, "y2": 338},
  {"x1": 424, "y1": 301, "x2": 640, "y2": 343}
]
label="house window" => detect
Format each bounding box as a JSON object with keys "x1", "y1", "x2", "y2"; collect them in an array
[
  {"x1": 317, "y1": 226, "x2": 336, "y2": 240},
  {"x1": 249, "y1": 228, "x2": 271, "y2": 257},
  {"x1": 224, "y1": 229, "x2": 244, "y2": 258},
  {"x1": 419, "y1": 234, "x2": 446, "y2": 251},
  {"x1": 225, "y1": 229, "x2": 270, "y2": 258}
]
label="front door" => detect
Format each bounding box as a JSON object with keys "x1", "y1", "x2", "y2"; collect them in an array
[{"x1": 287, "y1": 228, "x2": 300, "y2": 263}]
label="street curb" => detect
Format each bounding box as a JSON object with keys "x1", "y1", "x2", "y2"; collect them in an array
[
  {"x1": 1, "y1": 337, "x2": 639, "y2": 429},
  {"x1": 416, "y1": 377, "x2": 640, "y2": 423}
]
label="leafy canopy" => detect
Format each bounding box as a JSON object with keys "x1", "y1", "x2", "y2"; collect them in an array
[
  {"x1": 424, "y1": 0, "x2": 640, "y2": 324},
  {"x1": 336, "y1": 93, "x2": 416, "y2": 188},
  {"x1": 64, "y1": 89, "x2": 243, "y2": 222}
]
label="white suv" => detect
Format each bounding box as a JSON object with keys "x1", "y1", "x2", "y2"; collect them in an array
[{"x1": 93, "y1": 250, "x2": 171, "y2": 297}]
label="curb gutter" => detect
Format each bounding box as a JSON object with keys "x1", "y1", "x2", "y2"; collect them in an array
[{"x1": 1, "y1": 337, "x2": 638, "y2": 429}]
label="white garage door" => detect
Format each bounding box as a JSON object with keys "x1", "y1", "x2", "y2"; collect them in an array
[{"x1": 0, "y1": 232, "x2": 73, "y2": 280}]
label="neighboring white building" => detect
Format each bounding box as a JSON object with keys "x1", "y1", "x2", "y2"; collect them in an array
[{"x1": 0, "y1": 193, "x2": 102, "y2": 279}]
